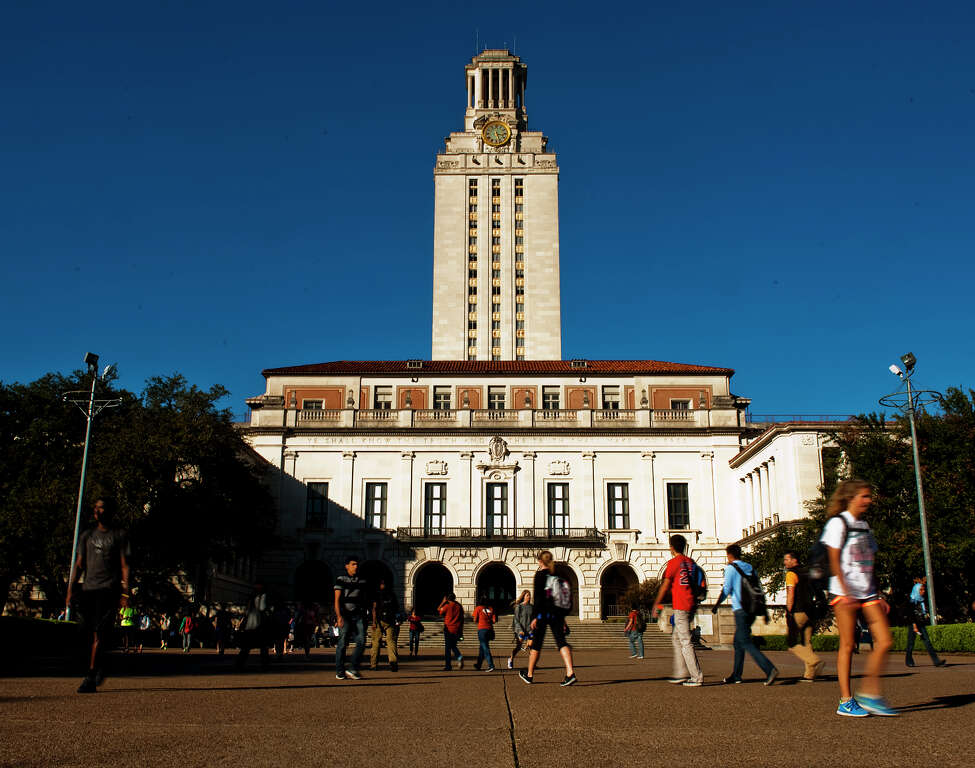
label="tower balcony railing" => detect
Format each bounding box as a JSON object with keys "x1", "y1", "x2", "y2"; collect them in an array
[
  {"x1": 262, "y1": 407, "x2": 720, "y2": 429},
  {"x1": 395, "y1": 526, "x2": 605, "y2": 546}
]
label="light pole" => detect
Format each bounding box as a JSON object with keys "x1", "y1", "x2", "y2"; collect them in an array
[
  {"x1": 63, "y1": 353, "x2": 122, "y2": 620},
  {"x1": 880, "y1": 352, "x2": 942, "y2": 625}
]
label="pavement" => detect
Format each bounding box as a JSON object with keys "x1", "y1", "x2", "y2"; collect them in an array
[{"x1": 1, "y1": 645, "x2": 972, "y2": 768}]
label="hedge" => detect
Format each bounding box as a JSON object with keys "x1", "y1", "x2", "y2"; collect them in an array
[{"x1": 752, "y1": 623, "x2": 975, "y2": 653}]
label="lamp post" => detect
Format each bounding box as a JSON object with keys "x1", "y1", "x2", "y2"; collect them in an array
[
  {"x1": 63, "y1": 353, "x2": 122, "y2": 620},
  {"x1": 879, "y1": 352, "x2": 941, "y2": 625}
]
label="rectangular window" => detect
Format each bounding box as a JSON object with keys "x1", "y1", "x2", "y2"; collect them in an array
[
  {"x1": 671, "y1": 399, "x2": 691, "y2": 410},
  {"x1": 607, "y1": 483, "x2": 629, "y2": 529},
  {"x1": 424, "y1": 483, "x2": 446, "y2": 534},
  {"x1": 667, "y1": 483, "x2": 690, "y2": 529},
  {"x1": 373, "y1": 386, "x2": 392, "y2": 410},
  {"x1": 305, "y1": 482, "x2": 327, "y2": 528},
  {"x1": 486, "y1": 482, "x2": 508, "y2": 535},
  {"x1": 365, "y1": 482, "x2": 387, "y2": 528},
  {"x1": 602, "y1": 386, "x2": 621, "y2": 410},
  {"x1": 302, "y1": 399, "x2": 323, "y2": 410},
  {"x1": 542, "y1": 386, "x2": 560, "y2": 410},
  {"x1": 547, "y1": 483, "x2": 569, "y2": 535},
  {"x1": 433, "y1": 386, "x2": 452, "y2": 410},
  {"x1": 488, "y1": 386, "x2": 506, "y2": 410}
]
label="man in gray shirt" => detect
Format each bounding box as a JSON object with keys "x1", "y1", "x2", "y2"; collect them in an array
[{"x1": 66, "y1": 497, "x2": 130, "y2": 693}]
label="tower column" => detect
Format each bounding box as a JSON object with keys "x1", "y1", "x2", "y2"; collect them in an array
[{"x1": 487, "y1": 67, "x2": 493, "y2": 108}]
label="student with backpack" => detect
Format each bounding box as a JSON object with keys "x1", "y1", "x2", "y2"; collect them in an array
[
  {"x1": 712, "y1": 544, "x2": 778, "y2": 685},
  {"x1": 783, "y1": 550, "x2": 823, "y2": 682},
  {"x1": 518, "y1": 550, "x2": 576, "y2": 686},
  {"x1": 624, "y1": 604, "x2": 645, "y2": 659},
  {"x1": 821, "y1": 480, "x2": 896, "y2": 717},
  {"x1": 652, "y1": 534, "x2": 706, "y2": 686}
]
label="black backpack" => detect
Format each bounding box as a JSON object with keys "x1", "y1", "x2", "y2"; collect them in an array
[
  {"x1": 730, "y1": 562, "x2": 768, "y2": 619},
  {"x1": 806, "y1": 515, "x2": 850, "y2": 620}
]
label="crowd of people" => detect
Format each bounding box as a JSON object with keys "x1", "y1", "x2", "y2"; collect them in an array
[{"x1": 65, "y1": 480, "x2": 954, "y2": 716}]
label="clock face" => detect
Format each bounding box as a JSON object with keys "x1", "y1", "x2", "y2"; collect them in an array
[{"x1": 482, "y1": 120, "x2": 511, "y2": 147}]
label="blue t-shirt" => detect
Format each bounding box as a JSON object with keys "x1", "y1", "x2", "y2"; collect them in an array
[{"x1": 722, "y1": 560, "x2": 754, "y2": 612}]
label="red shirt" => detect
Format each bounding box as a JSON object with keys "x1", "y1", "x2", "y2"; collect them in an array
[
  {"x1": 439, "y1": 601, "x2": 464, "y2": 633},
  {"x1": 663, "y1": 555, "x2": 696, "y2": 612},
  {"x1": 472, "y1": 606, "x2": 496, "y2": 630}
]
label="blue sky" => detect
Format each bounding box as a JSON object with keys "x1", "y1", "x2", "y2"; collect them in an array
[{"x1": 2, "y1": 1, "x2": 973, "y2": 417}]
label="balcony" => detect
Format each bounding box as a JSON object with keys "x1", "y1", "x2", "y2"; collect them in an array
[
  {"x1": 258, "y1": 407, "x2": 717, "y2": 430},
  {"x1": 396, "y1": 526, "x2": 605, "y2": 546}
]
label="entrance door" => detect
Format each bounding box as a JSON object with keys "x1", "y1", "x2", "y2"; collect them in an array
[
  {"x1": 600, "y1": 562, "x2": 639, "y2": 619},
  {"x1": 412, "y1": 562, "x2": 453, "y2": 618},
  {"x1": 476, "y1": 562, "x2": 517, "y2": 615}
]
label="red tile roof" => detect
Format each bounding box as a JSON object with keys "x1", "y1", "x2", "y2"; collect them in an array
[{"x1": 262, "y1": 360, "x2": 734, "y2": 377}]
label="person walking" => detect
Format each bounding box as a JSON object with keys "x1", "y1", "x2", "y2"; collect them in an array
[
  {"x1": 783, "y1": 550, "x2": 823, "y2": 682},
  {"x1": 235, "y1": 582, "x2": 271, "y2": 671},
  {"x1": 624, "y1": 604, "x2": 645, "y2": 659},
  {"x1": 712, "y1": 544, "x2": 778, "y2": 686},
  {"x1": 334, "y1": 556, "x2": 367, "y2": 680},
  {"x1": 472, "y1": 595, "x2": 497, "y2": 672},
  {"x1": 507, "y1": 590, "x2": 532, "y2": 669},
  {"x1": 137, "y1": 611, "x2": 150, "y2": 653},
  {"x1": 822, "y1": 479, "x2": 896, "y2": 717},
  {"x1": 406, "y1": 607, "x2": 424, "y2": 657},
  {"x1": 652, "y1": 534, "x2": 704, "y2": 686},
  {"x1": 118, "y1": 596, "x2": 137, "y2": 653},
  {"x1": 518, "y1": 550, "x2": 576, "y2": 686},
  {"x1": 438, "y1": 593, "x2": 465, "y2": 671},
  {"x1": 179, "y1": 613, "x2": 194, "y2": 653},
  {"x1": 370, "y1": 579, "x2": 401, "y2": 671},
  {"x1": 159, "y1": 613, "x2": 170, "y2": 650},
  {"x1": 905, "y1": 578, "x2": 945, "y2": 668},
  {"x1": 65, "y1": 497, "x2": 131, "y2": 693}
]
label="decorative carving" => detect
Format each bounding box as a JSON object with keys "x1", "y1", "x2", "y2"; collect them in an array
[
  {"x1": 548, "y1": 460, "x2": 570, "y2": 476},
  {"x1": 536, "y1": 159, "x2": 556, "y2": 168},
  {"x1": 488, "y1": 436, "x2": 509, "y2": 463},
  {"x1": 436, "y1": 160, "x2": 459, "y2": 169},
  {"x1": 425, "y1": 459, "x2": 448, "y2": 475}
]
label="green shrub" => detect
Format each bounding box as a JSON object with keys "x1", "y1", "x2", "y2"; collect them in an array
[
  {"x1": 0, "y1": 616, "x2": 84, "y2": 655},
  {"x1": 751, "y1": 624, "x2": 974, "y2": 653}
]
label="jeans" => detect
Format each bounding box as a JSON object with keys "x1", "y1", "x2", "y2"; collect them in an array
[
  {"x1": 409, "y1": 628, "x2": 420, "y2": 655},
  {"x1": 235, "y1": 629, "x2": 270, "y2": 670},
  {"x1": 906, "y1": 620, "x2": 942, "y2": 665},
  {"x1": 370, "y1": 621, "x2": 399, "y2": 668},
  {"x1": 182, "y1": 632, "x2": 191, "y2": 651},
  {"x1": 671, "y1": 610, "x2": 702, "y2": 683},
  {"x1": 335, "y1": 616, "x2": 365, "y2": 673},
  {"x1": 627, "y1": 630, "x2": 644, "y2": 657},
  {"x1": 443, "y1": 629, "x2": 462, "y2": 669},
  {"x1": 732, "y1": 609, "x2": 774, "y2": 679},
  {"x1": 476, "y1": 629, "x2": 495, "y2": 669}
]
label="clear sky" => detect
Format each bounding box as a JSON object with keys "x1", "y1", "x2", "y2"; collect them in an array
[{"x1": 2, "y1": 1, "x2": 973, "y2": 417}]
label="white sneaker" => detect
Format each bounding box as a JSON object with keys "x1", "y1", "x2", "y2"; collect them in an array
[{"x1": 507, "y1": 657, "x2": 513, "y2": 670}]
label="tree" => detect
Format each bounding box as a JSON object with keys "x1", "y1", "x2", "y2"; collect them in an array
[
  {"x1": 748, "y1": 388, "x2": 975, "y2": 622},
  {"x1": 1, "y1": 371, "x2": 276, "y2": 614}
]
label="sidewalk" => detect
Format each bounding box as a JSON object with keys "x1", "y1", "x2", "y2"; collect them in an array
[{"x1": 1, "y1": 648, "x2": 971, "y2": 767}]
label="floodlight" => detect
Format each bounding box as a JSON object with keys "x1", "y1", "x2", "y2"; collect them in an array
[
  {"x1": 889, "y1": 364, "x2": 902, "y2": 376},
  {"x1": 900, "y1": 352, "x2": 916, "y2": 373}
]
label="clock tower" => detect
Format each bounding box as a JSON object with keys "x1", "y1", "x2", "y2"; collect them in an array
[{"x1": 431, "y1": 49, "x2": 561, "y2": 361}]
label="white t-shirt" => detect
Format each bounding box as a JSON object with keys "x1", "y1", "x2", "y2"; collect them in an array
[{"x1": 820, "y1": 511, "x2": 878, "y2": 600}]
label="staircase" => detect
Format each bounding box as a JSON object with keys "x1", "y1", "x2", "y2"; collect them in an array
[{"x1": 414, "y1": 616, "x2": 673, "y2": 652}]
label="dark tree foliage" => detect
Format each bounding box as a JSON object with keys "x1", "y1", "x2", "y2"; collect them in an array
[
  {"x1": 748, "y1": 388, "x2": 975, "y2": 623},
  {"x1": 1, "y1": 371, "x2": 275, "y2": 613}
]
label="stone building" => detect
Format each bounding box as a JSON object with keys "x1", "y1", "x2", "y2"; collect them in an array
[{"x1": 239, "y1": 50, "x2": 838, "y2": 624}]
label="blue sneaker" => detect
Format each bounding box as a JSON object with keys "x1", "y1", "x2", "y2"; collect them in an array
[
  {"x1": 836, "y1": 698, "x2": 870, "y2": 717},
  {"x1": 858, "y1": 694, "x2": 899, "y2": 717}
]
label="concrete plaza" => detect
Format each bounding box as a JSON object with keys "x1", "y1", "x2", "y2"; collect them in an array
[{"x1": 1, "y1": 646, "x2": 971, "y2": 767}]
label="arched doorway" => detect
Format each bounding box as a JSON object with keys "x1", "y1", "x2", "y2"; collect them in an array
[
  {"x1": 554, "y1": 563, "x2": 580, "y2": 617},
  {"x1": 412, "y1": 562, "x2": 453, "y2": 618},
  {"x1": 476, "y1": 562, "x2": 517, "y2": 615},
  {"x1": 600, "y1": 562, "x2": 639, "y2": 619},
  {"x1": 359, "y1": 560, "x2": 395, "y2": 607},
  {"x1": 293, "y1": 560, "x2": 333, "y2": 606}
]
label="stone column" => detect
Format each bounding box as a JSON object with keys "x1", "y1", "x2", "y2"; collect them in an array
[
  {"x1": 487, "y1": 68, "x2": 493, "y2": 108},
  {"x1": 641, "y1": 451, "x2": 657, "y2": 542},
  {"x1": 582, "y1": 451, "x2": 596, "y2": 529},
  {"x1": 460, "y1": 452, "x2": 474, "y2": 528},
  {"x1": 767, "y1": 457, "x2": 778, "y2": 522},
  {"x1": 739, "y1": 478, "x2": 749, "y2": 538},
  {"x1": 749, "y1": 472, "x2": 759, "y2": 531},
  {"x1": 700, "y1": 451, "x2": 717, "y2": 542},
  {"x1": 342, "y1": 451, "x2": 356, "y2": 533},
  {"x1": 522, "y1": 451, "x2": 537, "y2": 529},
  {"x1": 401, "y1": 451, "x2": 415, "y2": 529},
  {"x1": 759, "y1": 462, "x2": 771, "y2": 526},
  {"x1": 475, "y1": 69, "x2": 482, "y2": 108}
]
